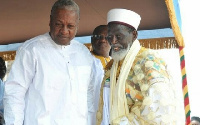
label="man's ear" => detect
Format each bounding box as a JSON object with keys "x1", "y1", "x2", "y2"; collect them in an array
[
  {"x1": 49, "y1": 15, "x2": 52, "y2": 27},
  {"x1": 75, "y1": 22, "x2": 79, "y2": 34},
  {"x1": 77, "y1": 23, "x2": 79, "y2": 30},
  {"x1": 91, "y1": 37, "x2": 93, "y2": 43},
  {"x1": 132, "y1": 30, "x2": 138, "y2": 39}
]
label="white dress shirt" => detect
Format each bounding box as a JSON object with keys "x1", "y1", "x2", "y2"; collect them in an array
[{"x1": 4, "y1": 33, "x2": 104, "y2": 125}]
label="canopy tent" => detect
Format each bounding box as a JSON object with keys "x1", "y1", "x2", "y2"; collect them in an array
[
  {"x1": 0, "y1": 0, "x2": 195, "y2": 124},
  {"x1": 0, "y1": 0, "x2": 171, "y2": 45}
]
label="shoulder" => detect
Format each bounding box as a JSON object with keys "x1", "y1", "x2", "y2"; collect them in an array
[
  {"x1": 14, "y1": 33, "x2": 51, "y2": 61},
  {"x1": 18, "y1": 33, "x2": 49, "y2": 52},
  {"x1": 71, "y1": 40, "x2": 89, "y2": 51},
  {"x1": 71, "y1": 40, "x2": 92, "y2": 57},
  {"x1": 133, "y1": 49, "x2": 169, "y2": 84},
  {"x1": 134, "y1": 48, "x2": 166, "y2": 67}
]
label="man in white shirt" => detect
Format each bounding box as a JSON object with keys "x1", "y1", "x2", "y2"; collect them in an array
[
  {"x1": 3, "y1": 0, "x2": 104, "y2": 125},
  {"x1": 91, "y1": 25, "x2": 111, "y2": 125}
]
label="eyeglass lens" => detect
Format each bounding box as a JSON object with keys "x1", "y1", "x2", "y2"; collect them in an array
[{"x1": 93, "y1": 35, "x2": 107, "y2": 40}]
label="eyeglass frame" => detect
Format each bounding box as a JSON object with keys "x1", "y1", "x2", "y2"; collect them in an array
[{"x1": 92, "y1": 34, "x2": 108, "y2": 40}]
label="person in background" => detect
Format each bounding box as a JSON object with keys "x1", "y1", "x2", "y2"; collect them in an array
[
  {"x1": 91, "y1": 25, "x2": 111, "y2": 125},
  {"x1": 190, "y1": 116, "x2": 200, "y2": 125},
  {"x1": 3, "y1": 0, "x2": 104, "y2": 125},
  {"x1": 0, "y1": 57, "x2": 6, "y2": 125},
  {"x1": 97, "y1": 8, "x2": 185, "y2": 125},
  {"x1": 91, "y1": 25, "x2": 111, "y2": 69}
]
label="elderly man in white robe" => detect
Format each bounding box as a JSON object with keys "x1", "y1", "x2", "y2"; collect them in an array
[{"x1": 96, "y1": 8, "x2": 185, "y2": 125}]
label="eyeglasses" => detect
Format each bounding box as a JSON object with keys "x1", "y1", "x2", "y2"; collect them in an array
[{"x1": 92, "y1": 35, "x2": 108, "y2": 40}]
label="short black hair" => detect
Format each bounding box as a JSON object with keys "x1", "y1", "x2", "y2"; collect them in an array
[
  {"x1": 191, "y1": 116, "x2": 200, "y2": 123},
  {"x1": 0, "y1": 57, "x2": 6, "y2": 80},
  {"x1": 51, "y1": 0, "x2": 80, "y2": 19},
  {"x1": 92, "y1": 25, "x2": 107, "y2": 35}
]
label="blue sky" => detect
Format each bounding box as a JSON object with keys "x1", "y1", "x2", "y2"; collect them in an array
[{"x1": 0, "y1": 28, "x2": 174, "y2": 52}]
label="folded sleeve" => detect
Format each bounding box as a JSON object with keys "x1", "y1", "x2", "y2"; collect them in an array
[{"x1": 117, "y1": 52, "x2": 183, "y2": 124}]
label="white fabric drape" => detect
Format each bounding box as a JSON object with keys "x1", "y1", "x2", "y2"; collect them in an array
[
  {"x1": 180, "y1": 0, "x2": 200, "y2": 117},
  {"x1": 109, "y1": 40, "x2": 141, "y2": 124},
  {"x1": 154, "y1": 48, "x2": 185, "y2": 119}
]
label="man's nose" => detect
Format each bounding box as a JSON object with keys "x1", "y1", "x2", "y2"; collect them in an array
[
  {"x1": 60, "y1": 25, "x2": 69, "y2": 34},
  {"x1": 100, "y1": 36, "x2": 107, "y2": 42},
  {"x1": 109, "y1": 35, "x2": 118, "y2": 45}
]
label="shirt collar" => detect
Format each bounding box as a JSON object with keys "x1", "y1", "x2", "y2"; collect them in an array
[{"x1": 46, "y1": 33, "x2": 71, "y2": 51}]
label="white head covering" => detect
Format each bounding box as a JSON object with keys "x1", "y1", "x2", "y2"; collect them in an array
[{"x1": 107, "y1": 8, "x2": 141, "y2": 30}]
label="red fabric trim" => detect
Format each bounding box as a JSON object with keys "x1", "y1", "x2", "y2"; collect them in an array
[
  {"x1": 186, "y1": 116, "x2": 190, "y2": 125},
  {"x1": 181, "y1": 59, "x2": 185, "y2": 68},
  {"x1": 182, "y1": 77, "x2": 187, "y2": 88},
  {"x1": 108, "y1": 21, "x2": 135, "y2": 29},
  {"x1": 184, "y1": 97, "x2": 189, "y2": 106}
]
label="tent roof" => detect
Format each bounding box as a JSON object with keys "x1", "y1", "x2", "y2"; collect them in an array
[{"x1": 0, "y1": 0, "x2": 170, "y2": 45}]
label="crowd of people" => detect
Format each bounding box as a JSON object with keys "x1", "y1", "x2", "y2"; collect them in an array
[{"x1": 0, "y1": 0, "x2": 197, "y2": 125}]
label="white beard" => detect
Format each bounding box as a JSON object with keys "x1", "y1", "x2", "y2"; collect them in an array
[{"x1": 111, "y1": 44, "x2": 131, "y2": 61}]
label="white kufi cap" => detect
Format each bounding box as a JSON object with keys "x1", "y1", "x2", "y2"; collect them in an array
[{"x1": 107, "y1": 8, "x2": 141, "y2": 30}]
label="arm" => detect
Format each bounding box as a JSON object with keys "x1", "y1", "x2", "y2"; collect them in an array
[
  {"x1": 116, "y1": 55, "x2": 182, "y2": 124},
  {"x1": 4, "y1": 49, "x2": 36, "y2": 125},
  {"x1": 87, "y1": 57, "x2": 104, "y2": 125},
  {"x1": 137, "y1": 58, "x2": 184, "y2": 124},
  {"x1": 139, "y1": 81, "x2": 177, "y2": 124},
  {"x1": 116, "y1": 82, "x2": 178, "y2": 125},
  {"x1": 136, "y1": 58, "x2": 180, "y2": 124}
]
